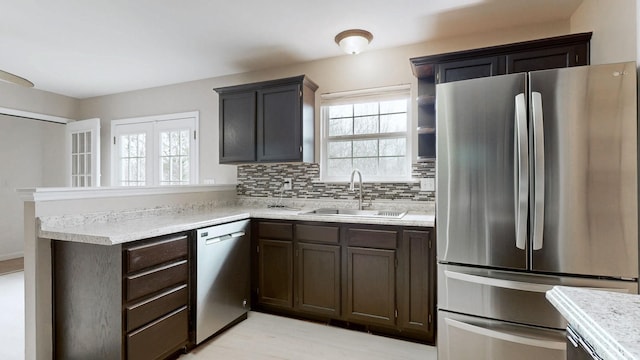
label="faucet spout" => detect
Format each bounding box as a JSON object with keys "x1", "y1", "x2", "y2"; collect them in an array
[{"x1": 349, "y1": 169, "x2": 363, "y2": 210}]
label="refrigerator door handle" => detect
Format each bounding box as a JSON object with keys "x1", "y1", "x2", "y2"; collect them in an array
[
  {"x1": 515, "y1": 93, "x2": 529, "y2": 250},
  {"x1": 531, "y1": 91, "x2": 545, "y2": 251},
  {"x1": 444, "y1": 318, "x2": 566, "y2": 350}
]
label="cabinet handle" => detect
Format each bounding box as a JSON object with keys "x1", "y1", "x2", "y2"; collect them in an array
[
  {"x1": 445, "y1": 318, "x2": 565, "y2": 350},
  {"x1": 204, "y1": 231, "x2": 245, "y2": 245}
]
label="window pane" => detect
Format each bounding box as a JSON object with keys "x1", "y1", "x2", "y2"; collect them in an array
[
  {"x1": 329, "y1": 104, "x2": 353, "y2": 118},
  {"x1": 380, "y1": 114, "x2": 407, "y2": 133},
  {"x1": 353, "y1": 158, "x2": 378, "y2": 176},
  {"x1": 180, "y1": 130, "x2": 189, "y2": 155},
  {"x1": 121, "y1": 136, "x2": 129, "y2": 157},
  {"x1": 353, "y1": 139, "x2": 378, "y2": 157},
  {"x1": 181, "y1": 157, "x2": 189, "y2": 183},
  {"x1": 380, "y1": 138, "x2": 406, "y2": 156},
  {"x1": 86, "y1": 132, "x2": 91, "y2": 152},
  {"x1": 354, "y1": 115, "x2": 378, "y2": 135},
  {"x1": 354, "y1": 102, "x2": 378, "y2": 116},
  {"x1": 138, "y1": 134, "x2": 146, "y2": 157},
  {"x1": 327, "y1": 158, "x2": 352, "y2": 177},
  {"x1": 380, "y1": 99, "x2": 407, "y2": 114},
  {"x1": 328, "y1": 118, "x2": 352, "y2": 136},
  {"x1": 78, "y1": 133, "x2": 85, "y2": 153},
  {"x1": 328, "y1": 141, "x2": 352, "y2": 158},
  {"x1": 379, "y1": 157, "x2": 406, "y2": 175},
  {"x1": 72, "y1": 134, "x2": 78, "y2": 154},
  {"x1": 72, "y1": 155, "x2": 78, "y2": 175},
  {"x1": 78, "y1": 154, "x2": 85, "y2": 174}
]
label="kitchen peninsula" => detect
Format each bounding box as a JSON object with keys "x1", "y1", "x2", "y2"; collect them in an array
[{"x1": 21, "y1": 185, "x2": 435, "y2": 360}]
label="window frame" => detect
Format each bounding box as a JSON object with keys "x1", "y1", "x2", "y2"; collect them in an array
[
  {"x1": 320, "y1": 85, "x2": 412, "y2": 182},
  {"x1": 111, "y1": 111, "x2": 199, "y2": 186}
]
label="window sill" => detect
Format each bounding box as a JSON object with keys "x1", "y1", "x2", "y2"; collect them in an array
[{"x1": 313, "y1": 178, "x2": 419, "y2": 184}]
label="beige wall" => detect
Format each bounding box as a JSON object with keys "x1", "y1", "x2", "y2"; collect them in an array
[
  {"x1": 78, "y1": 20, "x2": 571, "y2": 186},
  {"x1": 0, "y1": 115, "x2": 66, "y2": 260},
  {"x1": 570, "y1": 0, "x2": 637, "y2": 64},
  {"x1": 0, "y1": 80, "x2": 79, "y2": 260}
]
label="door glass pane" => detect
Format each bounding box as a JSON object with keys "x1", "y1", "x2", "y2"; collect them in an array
[
  {"x1": 159, "y1": 129, "x2": 190, "y2": 185},
  {"x1": 119, "y1": 133, "x2": 146, "y2": 186}
]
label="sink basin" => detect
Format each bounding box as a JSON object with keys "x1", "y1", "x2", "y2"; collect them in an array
[{"x1": 301, "y1": 208, "x2": 407, "y2": 219}]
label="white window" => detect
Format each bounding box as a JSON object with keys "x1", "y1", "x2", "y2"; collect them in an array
[
  {"x1": 111, "y1": 112, "x2": 199, "y2": 186},
  {"x1": 66, "y1": 118, "x2": 101, "y2": 187},
  {"x1": 321, "y1": 85, "x2": 411, "y2": 182}
]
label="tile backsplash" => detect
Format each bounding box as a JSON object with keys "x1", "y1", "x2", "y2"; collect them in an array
[{"x1": 237, "y1": 161, "x2": 435, "y2": 202}]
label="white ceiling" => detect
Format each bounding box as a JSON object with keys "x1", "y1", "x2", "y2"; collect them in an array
[{"x1": 1, "y1": 0, "x2": 582, "y2": 99}]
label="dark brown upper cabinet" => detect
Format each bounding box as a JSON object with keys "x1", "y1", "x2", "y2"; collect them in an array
[
  {"x1": 410, "y1": 32, "x2": 591, "y2": 161},
  {"x1": 214, "y1": 75, "x2": 318, "y2": 164}
]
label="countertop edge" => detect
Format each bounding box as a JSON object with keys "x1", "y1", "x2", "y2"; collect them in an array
[{"x1": 546, "y1": 286, "x2": 637, "y2": 360}]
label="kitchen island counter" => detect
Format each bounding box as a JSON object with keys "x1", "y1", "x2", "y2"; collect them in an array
[
  {"x1": 546, "y1": 286, "x2": 640, "y2": 360},
  {"x1": 39, "y1": 205, "x2": 435, "y2": 245}
]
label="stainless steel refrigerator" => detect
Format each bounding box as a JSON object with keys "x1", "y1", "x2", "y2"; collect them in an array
[{"x1": 436, "y1": 61, "x2": 638, "y2": 360}]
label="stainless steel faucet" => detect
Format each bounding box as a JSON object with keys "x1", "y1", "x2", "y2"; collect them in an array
[{"x1": 349, "y1": 169, "x2": 363, "y2": 210}]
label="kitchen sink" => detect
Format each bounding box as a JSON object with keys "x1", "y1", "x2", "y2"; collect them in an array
[{"x1": 301, "y1": 208, "x2": 407, "y2": 219}]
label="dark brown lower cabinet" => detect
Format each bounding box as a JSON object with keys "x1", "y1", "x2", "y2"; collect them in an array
[
  {"x1": 258, "y1": 238, "x2": 294, "y2": 309},
  {"x1": 253, "y1": 220, "x2": 436, "y2": 344},
  {"x1": 399, "y1": 229, "x2": 435, "y2": 343},
  {"x1": 296, "y1": 242, "x2": 341, "y2": 316},
  {"x1": 53, "y1": 232, "x2": 191, "y2": 360},
  {"x1": 346, "y1": 246, "x2": 396, "y2": 326}
]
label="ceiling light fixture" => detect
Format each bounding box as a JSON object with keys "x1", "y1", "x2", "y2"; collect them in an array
[
  {"x1": 0, "y1": 69, "x2": 34, "y2": 88},
  {"x1": 335, "y1": 29, "x2": 373, "y2": 55}
]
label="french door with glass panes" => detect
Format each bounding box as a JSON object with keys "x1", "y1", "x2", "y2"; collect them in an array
[
  {"x1": 112, "y1": 113, "x2": 198, "y2": 186},
  {"x1": 66, "y1": 118, "x2": 101, "y2": 187}
]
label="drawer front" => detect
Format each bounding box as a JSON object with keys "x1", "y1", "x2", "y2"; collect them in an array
[
  {"x1": 126, "y1": 284, "x2": 188, "y2": 332},
  {"x1": 296, "y1": 224, "x2": 339, "y2": 244},
  {"x1": 125, "y1": 235, "x2": 188, "y2": 273},
  {"x1": 259, "y1": 222, "x2": 293, "y2": 240},
  {"x1": 347, "y1": 228, "x2": 398, "y2": 249},
  {"x1": 127, "y1": 306, "x2": 189, "y2": 360},
  {"x1": 126, "y1": 260, "x2": 188, "y2": 302}
]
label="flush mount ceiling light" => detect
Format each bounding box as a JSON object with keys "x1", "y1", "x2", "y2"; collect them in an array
[
  {"x1": 0, "y1": 69, "x2": 34, "y2": 88},
  {"x1": 335, "y1": 29, "x2": 373, "y2": 55}
]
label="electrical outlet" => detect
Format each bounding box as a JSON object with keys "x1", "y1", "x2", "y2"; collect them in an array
[
  {"x1": 420, "y1": 178, "x2": 435, "y2": 191},
  {"x1": 203, "y1": 178, "x2": 216, "y2": 185},
  {"x1": 283, "y1": 178, "x2": 292, "y2": 190}
]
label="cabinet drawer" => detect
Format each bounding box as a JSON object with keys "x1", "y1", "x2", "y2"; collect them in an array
[
  {"x1": 127, "y1": 306, "x2": 188, "y2": 360},
  {"x1": 126, "y1": 284, "x2": 188, "y2": 332},
  {"x1": 296, "y1": 224, "x2": 339, "y2": 244},
  {"x1": 126, "y1": 260, "x2": 188, "y2": 302},
  {"x1": 125, "y1": 235, "x2": 188, "y2": 273},
  {"x1": 259, "y1": 222, "x2": 293, "y2": 240},
  {"x1": 347, "y1": 228, "x2": 398, "y2": 249}
]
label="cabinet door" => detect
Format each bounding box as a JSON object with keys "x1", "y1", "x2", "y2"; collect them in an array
[
  {"x1": 296, "y1": 242, "x2": 341, "y2": 316},
  {"x1": 346, "y1": 247, "x2": 396, "y2": 327},
  {"x1": 436, "y1": 57, "x2": 501, "y2": 83},
  {"x1": 505, "y1": 43, "x2": 589, "y2": 74},
  {"x1": 219, "y1": 91, "x2": 256, "y2": 163},
  {"x1": 257, "y1": 84, "x2": 302, "y2": 161},
  {"x1": 258, "y1": 238, "x2": 294, "y2": 309},
  {"x1": 399, "y1": 230, "x2": 435, "y2": 342}
]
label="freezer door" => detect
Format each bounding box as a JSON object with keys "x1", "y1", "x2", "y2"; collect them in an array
[
  {"x1": 438, "y1": 264, "x2": 638, "y2": 330},
  {"x1": 436, "y1": 73, "x2": 528, "y2": 269},
  {"x1": 438, "y1": 310, "x2": 566, "y2": 360},
  {"x1": 529, "y1": 62, "x2": 638, "y2": 278}
]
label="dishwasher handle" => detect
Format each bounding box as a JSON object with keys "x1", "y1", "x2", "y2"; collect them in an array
[{"x1": 203, "y1": 231, "x2": 245, "y2": 245}]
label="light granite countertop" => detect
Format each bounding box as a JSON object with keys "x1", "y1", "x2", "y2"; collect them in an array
[
  {"x1": 546, "y1": 286, "x2": 640, "y2": 360},
  {"x1": 39, "y1": 205, "x2": 435, "y2": 246}
]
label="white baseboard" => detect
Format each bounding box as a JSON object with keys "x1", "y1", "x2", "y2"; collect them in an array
[{"x1": 0, "y1": 252, "x2": 24, "y2": 262}]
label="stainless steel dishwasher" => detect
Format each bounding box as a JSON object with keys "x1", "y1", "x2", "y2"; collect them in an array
[{"x1": 195, "y1": 219, "x2": 250, "y2": 344}]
